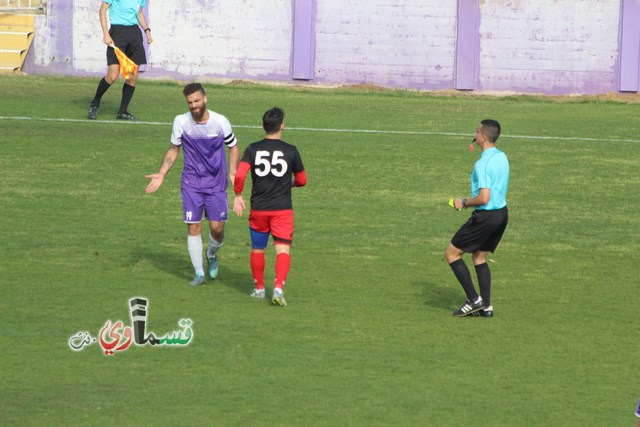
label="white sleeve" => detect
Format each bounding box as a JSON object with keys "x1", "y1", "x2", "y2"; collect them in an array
[
  {"x1": 219, "y1": 115, "x2": 237, "y2": 148},
  {"x1": 170, "y1": 116, "x2": 183, "y2": 146}
]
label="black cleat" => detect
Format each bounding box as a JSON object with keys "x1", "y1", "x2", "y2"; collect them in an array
[
  {"x1": 471, "y1": 305, "x2": 494, "y2": 317},
  {"x1": 116, "y1": 111, "x2": 137, "y2": 121},
  {"x1": 88, "y1": 101, "x2": 99, "y2": 120},
  {"x1": 453, "y1": 297, "x2": 484, "y2": 317}
]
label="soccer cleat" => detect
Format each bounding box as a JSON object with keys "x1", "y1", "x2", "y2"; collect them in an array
[
  {"x1": 476, "y1": 305, "x2": 494, "y2": 317},
  {"x1": 189, "y1": 274, "x2": 206, "y2": 287},
  {"x1": 250, "y1": 289, "x2": 266, "y2": 299},
  {"x1": 207, "y1": 256, "x2": 219, "y2": 279},
  {"x1": 88, "y1": 101, "x2": 99, "y2": 120},
  {"x1": 453, "y1": 297, "x2": 484, "y2": 317},
  {"x1": 116, "y1": 111, "x2": 137, "y2": 121},
  {"x1": 271, "y1": 289, "x2": 287, "y2": 306}
]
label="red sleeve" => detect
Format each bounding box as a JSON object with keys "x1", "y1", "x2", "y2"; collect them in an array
[
  {"x1": 293, "y1": 170, "x2": 307, "y2": 187},
  {"x1": 234, "y1": 161, "x2": 251, "y2": 195}
]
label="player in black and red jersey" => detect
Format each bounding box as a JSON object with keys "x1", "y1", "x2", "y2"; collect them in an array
[{"x1": 233, "y1": 107, "x2": 307, "y2": 306}]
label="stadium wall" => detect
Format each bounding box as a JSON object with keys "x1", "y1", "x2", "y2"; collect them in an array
[{"x1": 22, "y1": 0, "x2": 640, "y2": 95}]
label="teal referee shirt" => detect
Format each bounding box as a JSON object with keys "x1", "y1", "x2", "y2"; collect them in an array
[
  {"x1": 470, "y1": 146, "x2": 509, "y2": 210},
  {"x1": 104, "y1": 0, "x2": 146, "y2": 26}
]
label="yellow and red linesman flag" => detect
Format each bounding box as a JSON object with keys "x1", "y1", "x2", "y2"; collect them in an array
[{"x1": 112, "y1": 45, "x2": 138, "y2": 79}]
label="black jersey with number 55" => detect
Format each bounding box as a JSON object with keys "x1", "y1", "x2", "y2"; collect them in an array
[{"x1": 240, "y1": 139, "x2": 305, "y2": 211}]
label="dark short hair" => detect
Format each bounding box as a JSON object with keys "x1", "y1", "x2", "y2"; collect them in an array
[
  {"x1": 262, "y1": 107, "x2": 284, "y2": 134},
  {"x1": 481, "y1": 119, "x2": 501, "y2": 143},
  {"x1": 183, "y1": 82, "x2": 205, "y2": 97}
]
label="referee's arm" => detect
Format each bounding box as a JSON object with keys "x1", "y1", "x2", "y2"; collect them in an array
[{"x1": 455, "y1": 188, "x2": 490, "y2": 209}]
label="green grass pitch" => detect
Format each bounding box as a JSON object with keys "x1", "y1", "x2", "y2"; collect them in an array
[{"x1": 0, "y1": 75, "x2": 639, "y2": 425}]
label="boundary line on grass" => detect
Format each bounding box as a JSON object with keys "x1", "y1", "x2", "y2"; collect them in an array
[{"x1": 1, "y1": 115, "x2": 639, "y2": 143}]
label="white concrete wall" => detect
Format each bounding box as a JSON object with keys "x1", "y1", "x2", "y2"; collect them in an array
[
  {"x1": 148, "y1": 0, "x2": 292, "y2": 79},
  {"x1": 73, "y1": 1, "x2": 102, "y2": 73},
  {"x1": 33, "y1": 0, "x2": 293, "y2": 80},
  {"x1": 26, "y1": 0, "x2": 626, "y2": 94},
  {"x1": 478, "y1": 0, "x2": 621, "y2": 93},
  {"x1": 314, "y1": 1, "x2": 458, "y2": 89}
]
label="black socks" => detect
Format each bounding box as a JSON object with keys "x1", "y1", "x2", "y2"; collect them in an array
[
  {"x1": 449, "y1": 259, "x2": 492, "y2": 306},
  {"x1": 449, "y1": 259, "x2": 479, "y2": 301},
  {"x1": 118, "y1": 83, "x2": 136, "y2": 114},
  {"x1": 475, "y1": 262, "x2": 491, "y2": 306},
  {"x1": 92, "y1": 77, "x2": 111, "y2": 105}
]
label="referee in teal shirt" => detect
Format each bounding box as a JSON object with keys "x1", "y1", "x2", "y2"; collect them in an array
[
  {"x1": 445, "y1": 119, "x2": 510, "y2": 317},
  {"x1": 88, "y1": 0, "x2": 153, "y2": 121}
]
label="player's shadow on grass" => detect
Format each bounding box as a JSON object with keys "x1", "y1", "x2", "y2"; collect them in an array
[
  {"x1": 130, "y1": 248, "x2": 190, "y2": 282},
  {"x1": 215, "y1": 268, "x2": 252, "y2": 295},
  {"x1": 131, "y1": 248, "x2": 251, "y2": 294},
  {"x1": 418, "y1": 280, "x2": 461, "y2": 313}
]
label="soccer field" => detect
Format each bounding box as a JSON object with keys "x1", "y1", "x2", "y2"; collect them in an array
[{"x1": 0, "y1": 75, "x2": 639, "y2": 426}]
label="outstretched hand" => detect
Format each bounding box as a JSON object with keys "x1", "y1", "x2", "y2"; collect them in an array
[{"x1": 145, "y1": 173, "x2": 164, "y2": 194}]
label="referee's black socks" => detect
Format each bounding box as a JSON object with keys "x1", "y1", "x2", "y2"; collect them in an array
[
  {"x1": 475, "y1": 263, "x2": 491, "y2": 307},
  {"x1": 119, "y1": 83, "x2": 135, "y2": 114},
  {"x1": 449, "y1": 259, "x2": 479, "y2": 302},
  {"x1": 92, "y1": 77, "x2": 112, "y2": 105}
]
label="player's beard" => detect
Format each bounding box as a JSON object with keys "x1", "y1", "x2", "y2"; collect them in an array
[{"x1": 190, "y1": 104, "x2": 207, "y2": 122}]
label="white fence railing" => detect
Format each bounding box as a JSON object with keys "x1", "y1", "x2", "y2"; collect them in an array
[{"x1": 0, "y1": 0, "x2": 46, "y2": 13}]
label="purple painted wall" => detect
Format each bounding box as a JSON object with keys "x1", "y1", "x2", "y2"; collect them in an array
[
  {"x1": 23, "y1": 0, "x2": 636, "y2": 95},
  {"x1": 24, "y1": 0, "x2": 74, "y2": 74},
  {"x1": 292, "y1": 0, "x2": 316, "y2": 80},
  {"x1": 455, "y1": 0, "x2": 480, "y2": 90},
  {"x1": 619, "y1": 0, "x2": 640, "y2": 91}
]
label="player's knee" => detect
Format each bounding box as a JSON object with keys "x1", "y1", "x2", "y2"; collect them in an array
[
  {"x1": 188, "y1": 222, "x2": 202, "y2": 236},
  {"x1": 472, "y1": 252, "x2": 487, "y2": 265},
  {"x1": 208, "y1": 222, "x2": 224, "y2": 238},
  {"x1": 106, "y1": 73, "x2": 118, "y2": 84},
  {"x1": 444, "y1": 246, "x2": 461, "y2": 264},
  {"x1": 274, "y1": 243, "x2": 291, "y2": 255}
]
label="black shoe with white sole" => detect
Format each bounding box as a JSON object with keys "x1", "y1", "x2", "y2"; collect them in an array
[
  {"x1": 471, "y1": 305, "x2": 494, "y2": 317},
  {"x1": 453, "y1": 297, "x2": 484, "y2": 317}
]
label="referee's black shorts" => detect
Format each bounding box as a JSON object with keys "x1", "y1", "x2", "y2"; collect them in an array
[
  {"x1": 106, "y1": 25, "x2": 147, "y2": 66},
  {"x1": 451, "y1": 207, "x2": 508, "y2": 253}
]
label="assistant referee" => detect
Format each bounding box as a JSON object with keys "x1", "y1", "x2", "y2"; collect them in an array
[
  {"x1": 88, "y1": 0, "x2": 153, "y2": 121},
  {"x1": 445, "y1": 119, "x2": 510, "y2": 317}
]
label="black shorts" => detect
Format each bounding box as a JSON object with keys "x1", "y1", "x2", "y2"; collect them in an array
[
  {"x1": 106, "y1": 25, "x2": 147, "y2": 66},
  {"x1": 451, "y1": 207, "x2": 508, "y2": 253}
]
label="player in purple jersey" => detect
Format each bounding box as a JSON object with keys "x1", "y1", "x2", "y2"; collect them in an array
[{"x1": 145, "y1": 83, "x2": 240, "y2": 286}]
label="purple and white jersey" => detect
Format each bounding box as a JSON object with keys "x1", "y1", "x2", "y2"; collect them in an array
[{"x1": 170, "y1": 110, "x2": 237, "y2": 192}]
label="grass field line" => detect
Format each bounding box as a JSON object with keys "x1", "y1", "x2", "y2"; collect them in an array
[{"x1": 1, "y1": 115, "x2": 639, "y2": 143}]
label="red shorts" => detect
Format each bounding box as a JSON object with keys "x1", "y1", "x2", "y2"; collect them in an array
[{"x1": 249, "y1": 209, "x2": 294, "y2": 245}]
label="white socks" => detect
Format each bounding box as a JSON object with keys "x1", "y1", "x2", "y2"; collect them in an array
[
  {"x1": 187, "y1": 235, "x2": 204, "y2": 276},
  {"x1": 206, "y1": 233, "x2": 223, "y2": 259}
]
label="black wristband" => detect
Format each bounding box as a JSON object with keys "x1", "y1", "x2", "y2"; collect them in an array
[
  {"x1": 144, "y1": 28, "x2": 151, "y2": 33},
  {"x1": 462, "y1": 198, "x2": 467, "y2": 208}
]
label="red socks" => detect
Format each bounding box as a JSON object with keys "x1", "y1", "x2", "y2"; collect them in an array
[
  {"x1": 250, "y1": 252, "x2": 265, "y2": 289},
  {"x1": 251, "y1": 252, "x2": 291, "y2": 290},
  {"x1": 274, "y1": 253, "x2": 291, "y2": 290}
]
